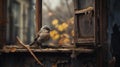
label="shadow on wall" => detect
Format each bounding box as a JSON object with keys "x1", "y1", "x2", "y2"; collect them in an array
[
  {"x1": 114, "y1": 0, "x2": 120, "y2": 12},
  {"x1": 111, "y1": 24, "x2": 120, "y2": 67}
]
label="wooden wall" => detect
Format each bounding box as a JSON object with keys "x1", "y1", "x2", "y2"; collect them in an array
[{"x1": 0, "y1": 52, "x2": 96, "y2": 67}]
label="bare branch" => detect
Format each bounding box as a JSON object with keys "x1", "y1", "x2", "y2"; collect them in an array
[
  {"x1": 43, "y1": 2, "x2": 64, "y2": 22},
  {"x1": 65, "y1": 0, "x2": 72, "y2": 17},
  {"x1": 16, "y1": 37, "x2": 44, "y2": 67}
]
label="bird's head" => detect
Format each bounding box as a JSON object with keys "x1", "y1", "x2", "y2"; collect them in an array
[{"x1": 40, "y1": 25, "x2": 51, "y2": 33}]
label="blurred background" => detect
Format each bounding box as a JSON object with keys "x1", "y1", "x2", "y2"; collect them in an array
[{"x1": 42, "y1": 0, "x2": 74, "y2": 46}]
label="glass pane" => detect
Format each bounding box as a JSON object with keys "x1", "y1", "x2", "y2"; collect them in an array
[
  {"x1": 42, "y1": 0, "x2": 74, "y2": 47},
  {"x1": 78, "y1": 0, "x2": 95, "y2": 9},
  {"x1": 77, "y1": 12, "x2": 95, "y2": 38},
  {"x1": 6, "y1": 0, "x2": 36, "y2": 44},
  {"x1": 75, "y1": 0, "x2": 95, "y2": 38}
]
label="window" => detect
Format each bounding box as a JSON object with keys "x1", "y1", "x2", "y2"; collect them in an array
[
  {"x1": 6, "y1": 0, "x2": 97, "y2": 47},
  {"x1": 6, "y1": 0, "x2": 36, "y2": 44},
  {"x1": 74, "y1": 0, "x2": 96, "y2": 44}
]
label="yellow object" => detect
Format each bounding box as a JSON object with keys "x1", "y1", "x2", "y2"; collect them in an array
[
  {"x1": 52, "y1": 19, "x2": 59, "y2": 26},
  {"x1": 61, "y1": 33, "x2": 69, "y2": 38},
  {"x1": 63, "y1": 38, "x2": 70, "y2": 43},
  {"x1": 62, "y1": 23, "x2": 68, "y2": 30},
  {"x1": 50, "y1": 30, "x2": 60, "y2": 40},
  {"x1": 57, "y1": 24, "x2": 64, "y2": 32}
]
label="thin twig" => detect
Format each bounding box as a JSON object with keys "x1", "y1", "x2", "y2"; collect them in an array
[
  {"x1": 65, "y1": 0, "x2": 72, "y2": 17},
  {"x1": 16, "y1": 37, "x2": 44, "y2": 67}
]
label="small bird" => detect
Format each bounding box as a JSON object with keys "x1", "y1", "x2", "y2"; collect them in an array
[{"x1": 30, "y1": 25, "x2": 51, "y2": 47}]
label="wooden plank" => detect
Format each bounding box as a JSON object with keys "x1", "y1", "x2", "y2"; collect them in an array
[
  {"x1": 0, "y1": 0, "x2": 7, "y2": 48},
  {"x1": 35, "y1": 0, "x2": 42, "y2": 33},
  {"x1": 77, "y1": 38, "x2": 95, "y2": 43},
  {"x1": 96, "y1": 0, "x2": 108, "y2": 67},
  {"x1": 0, "y1": 45, "x2": 94, "y2": 53},
  {"x1": 75, "y1": 7, "x2": 94, "y2": 14}
]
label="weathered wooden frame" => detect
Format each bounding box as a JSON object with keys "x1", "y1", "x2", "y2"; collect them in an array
[{"x1": 74, "y1": 0, "x2": 96, "y2": 44}]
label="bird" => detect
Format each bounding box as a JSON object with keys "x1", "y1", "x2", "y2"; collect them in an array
[{"x1": 30, "y1": 25, "x2": 51, "y2": 47}]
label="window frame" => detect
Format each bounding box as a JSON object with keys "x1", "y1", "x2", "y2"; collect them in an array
[
  {"x1": 0, "y1": 0, "x2": 105, "y2": 47},
  {"x1": 36, "y1": 0, "x2": 42, "y2": 33},
  {"x1": 74, "y1": 0, "x2": 98, "y2": 45},
  {"x1": 0, "y1": 0, "x2": 7, "y2": 48},
  {"x1": 6, "y1": 0, "x2": 96, "y2": 44}
]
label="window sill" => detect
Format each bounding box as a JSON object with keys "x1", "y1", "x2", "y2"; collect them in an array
[{"x1": 0, "y1": 45, "x2": 94, "y2": 53}]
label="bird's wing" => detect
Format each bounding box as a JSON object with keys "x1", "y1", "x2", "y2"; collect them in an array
[{"x1": 37, "y1": 33, "x2": 50, "y2": 42}]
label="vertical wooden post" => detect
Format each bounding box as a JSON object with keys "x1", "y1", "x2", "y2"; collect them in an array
[
  {"x1": 0, "y1": 0, "x2": 7, "y2": 48},
  {"x1": 96, "y1": 0, "x2": 108, "y2": 67},
  {"x1": 36, "y1": 0, "x2": 42, "y2": 33}
]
